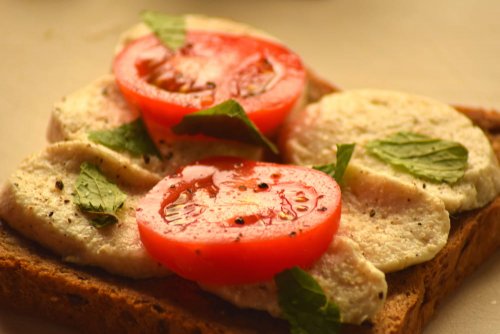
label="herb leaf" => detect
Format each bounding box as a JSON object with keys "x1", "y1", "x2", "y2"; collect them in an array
[
  {"x1": 366, "y1": 132, "x2": 468, "y2": 183},
  {"x1": 73, "y1": 162, "x2": 127, "y2": 228},
  {"x1": 172, "y1": 99, "x2": 279, "y2": 154},
  {"x1": 88, "y1": 119, "x2": 160, "y2": 158},
  {"x1": 141, "y1": 11, "x2": 185, "y2": 50},
  {"x1": 275, "y1": 267, "x2": 341, "y2": 334},
  {"x1": 89, "y1": 215, "x2": 119, "y2": 229},
  {"x1": 313, "y1": 143, "x2": 355, "y2": 183}
]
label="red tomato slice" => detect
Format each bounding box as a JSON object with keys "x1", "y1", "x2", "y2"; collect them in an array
[
  {"x1": 136, "y1": 157, "x2": 341, "y2": 285},
  {"x1": 113, "y1": 32, "x2": 306, "y2": 135}
]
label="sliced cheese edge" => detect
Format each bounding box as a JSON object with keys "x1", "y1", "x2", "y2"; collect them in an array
[
  {"x1": 282, "y1": 89, "x2": 500, "y2": 213},
  {"x1": 202, "y1": 235, "x2": 387, "y2": 325},
  {"x1": 0, "y1": 141, "x2": 169, "y2": 279},
  {"x1": 340, "y1": 164, "x2": 450, "y2": 273},
  {"x1": 48, "y1": 75, "x2": 264, "y2": 177}
]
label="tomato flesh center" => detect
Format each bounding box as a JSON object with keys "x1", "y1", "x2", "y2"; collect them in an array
[
  {"x1": 136, "y1": 43, "x2": 218, "y2": 107},
  {"x1": 135, "y1": 39, "x2": 282, "y2": 107},
  {"x1": 161, "y1": 165, "x2": 319, "y2": 236}
]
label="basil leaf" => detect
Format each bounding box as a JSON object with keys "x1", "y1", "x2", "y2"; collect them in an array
[
  {"x1": 172, "y1": 99, "x2": 279, "y2": 154},
  {"x1": 73, "y1": 162, "x2": 127, "y2": 228},
  {"x1": 314, "y1": 164, "x2": 336, "y2": 176},
  {"x1": 275, "y1": 267, "x2": 340, "y2": 334},
  {"x1": 313, "y1": 143, "x2": 355, "y2": 183},
  {"x1": 366, "y1": 132, "x2": 468, "y2": 184},
  {"x1": 89, "y1": 215, "x2": 118, "y2": 229},
  {"x1": 88, "y1": 119, "x2": 160, "y2": 158},
  {"x1": 141, "y1": 11, "x2": 185, "y2": 50}
]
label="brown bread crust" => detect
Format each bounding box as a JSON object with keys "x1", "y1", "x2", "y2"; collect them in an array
[{"x1": 0, "y1": 78, "x2": 499, "y2": 333}]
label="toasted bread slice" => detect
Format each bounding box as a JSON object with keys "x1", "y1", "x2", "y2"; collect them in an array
[{"x1": 0, "y1": 107, "x2": 498, "y2": 334}]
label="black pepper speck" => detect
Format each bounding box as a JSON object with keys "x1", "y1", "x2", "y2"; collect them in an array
[
  {"x1": 257, "y1": 182, "x2": 269, "y2": 189},
  {"x1": 55, "y1": 180, "x2": 64, "y2": 190}
]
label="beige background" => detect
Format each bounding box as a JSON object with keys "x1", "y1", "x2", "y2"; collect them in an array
[{"x1": 0, "y1": 0, "x2": 499, "y2": 333}]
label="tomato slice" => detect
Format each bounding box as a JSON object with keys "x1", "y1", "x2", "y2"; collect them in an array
[
  {"x1": 136, "y1": 157, "x2": 341, "y2": 285},
  {"x1": 113, "y1": 32, "x2": 306, "y2": 135}
]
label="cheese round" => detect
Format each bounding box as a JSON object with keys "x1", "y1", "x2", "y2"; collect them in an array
[
  {"x1": 282, "y1": 90, "x2": 500, "y2": 213},
  {"x1": 0, "y1": 141, "x2": 169, "y2": 278},
  {"x1": 202, "y1": 236, "x2": 387, "y2": 325},
  {"x1": 340, "y1": 164, "x2": 449, "y2": 272},
  {"x1": 48, "y1": 75, "x2": 264, "y2": 177}
]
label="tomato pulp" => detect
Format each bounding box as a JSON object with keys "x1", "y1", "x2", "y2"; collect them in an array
[
  {"x1": 136, "y1": 157, "x2": 341, "y2": 285},
  {"x1": 113, "y1": 32, "x2": 306, "y2": 135}
]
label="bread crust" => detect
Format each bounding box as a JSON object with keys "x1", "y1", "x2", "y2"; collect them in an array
[{"x1": 0, "y1": 77, "x2": 499, "y2": 333}]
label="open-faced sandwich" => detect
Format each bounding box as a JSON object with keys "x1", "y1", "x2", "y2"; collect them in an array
[{"x1": 1, "y1": 12, "x2": 499, "y2": 334}]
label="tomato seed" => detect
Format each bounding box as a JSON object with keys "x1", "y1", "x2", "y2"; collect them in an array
[
  {"x1": 55, "y1": 180, "x2": 64, "y2": 191},
  {"x1": 278, "y1": 212, "x2": 293, "y2": 220},
  {"x1": 296, "y1": 205, "x2": 308, "y2": 212}
]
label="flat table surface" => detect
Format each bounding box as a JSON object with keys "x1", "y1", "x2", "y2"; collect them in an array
[{"x1": 1, "y1": 0, "x2": 499, "y2": 333}]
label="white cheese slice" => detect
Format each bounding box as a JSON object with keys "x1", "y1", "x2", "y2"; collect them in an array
[
  {"x1": 282, "y1": 89, "x2": 500, "y2": 213},
  {"x1": 0, "y1": 141, "x2": 169, "y2": 278},
  {"x1": 48, "y1": 75, "x2": 264, "y2": 178},
  {"x1": 340, "y1": 164, "x2": 449, "y2": 272},
  {"x1": 281, "y1": 90, "x2": 456, "y2": 273},
  {"x1": 202, "y1": 236, "x2": 387, "y2": 325}
]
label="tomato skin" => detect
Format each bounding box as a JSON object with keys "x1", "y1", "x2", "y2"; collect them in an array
[
  {"x1": 113, "y1": 32, "x2": 306, "y2": 135},
  {"x1": 137, "y1": 157, "x2": 341, "y2": 285}
]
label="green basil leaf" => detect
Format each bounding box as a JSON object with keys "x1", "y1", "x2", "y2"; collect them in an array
[
  {"x1": 141, "y1": 11, "x2": 185, "y2": 50},
  {"x1": 88, "y1": 119, "x2": 160, "y2": 158},
  {"x1": 275, "y1": 267, "x2": 340, "y2": 334},
  {"x1": 313, "y1": 143, "x2": 355, "y2": 184},
  {"x1": 313, "y1": 163, "x2": 336, "y2": 176},
  {"x1": 73, "y1": 162, "x2": 127, "y2": 228},
  {"x1": 89, "y1": 215, "x2": 118, "y2": 229},
  {"x1": 172, "y1": 99, "x2": 279, "y2": 154},
  {"x1": 366, "y1": 132, "x2": 468, "y2": 184}
]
